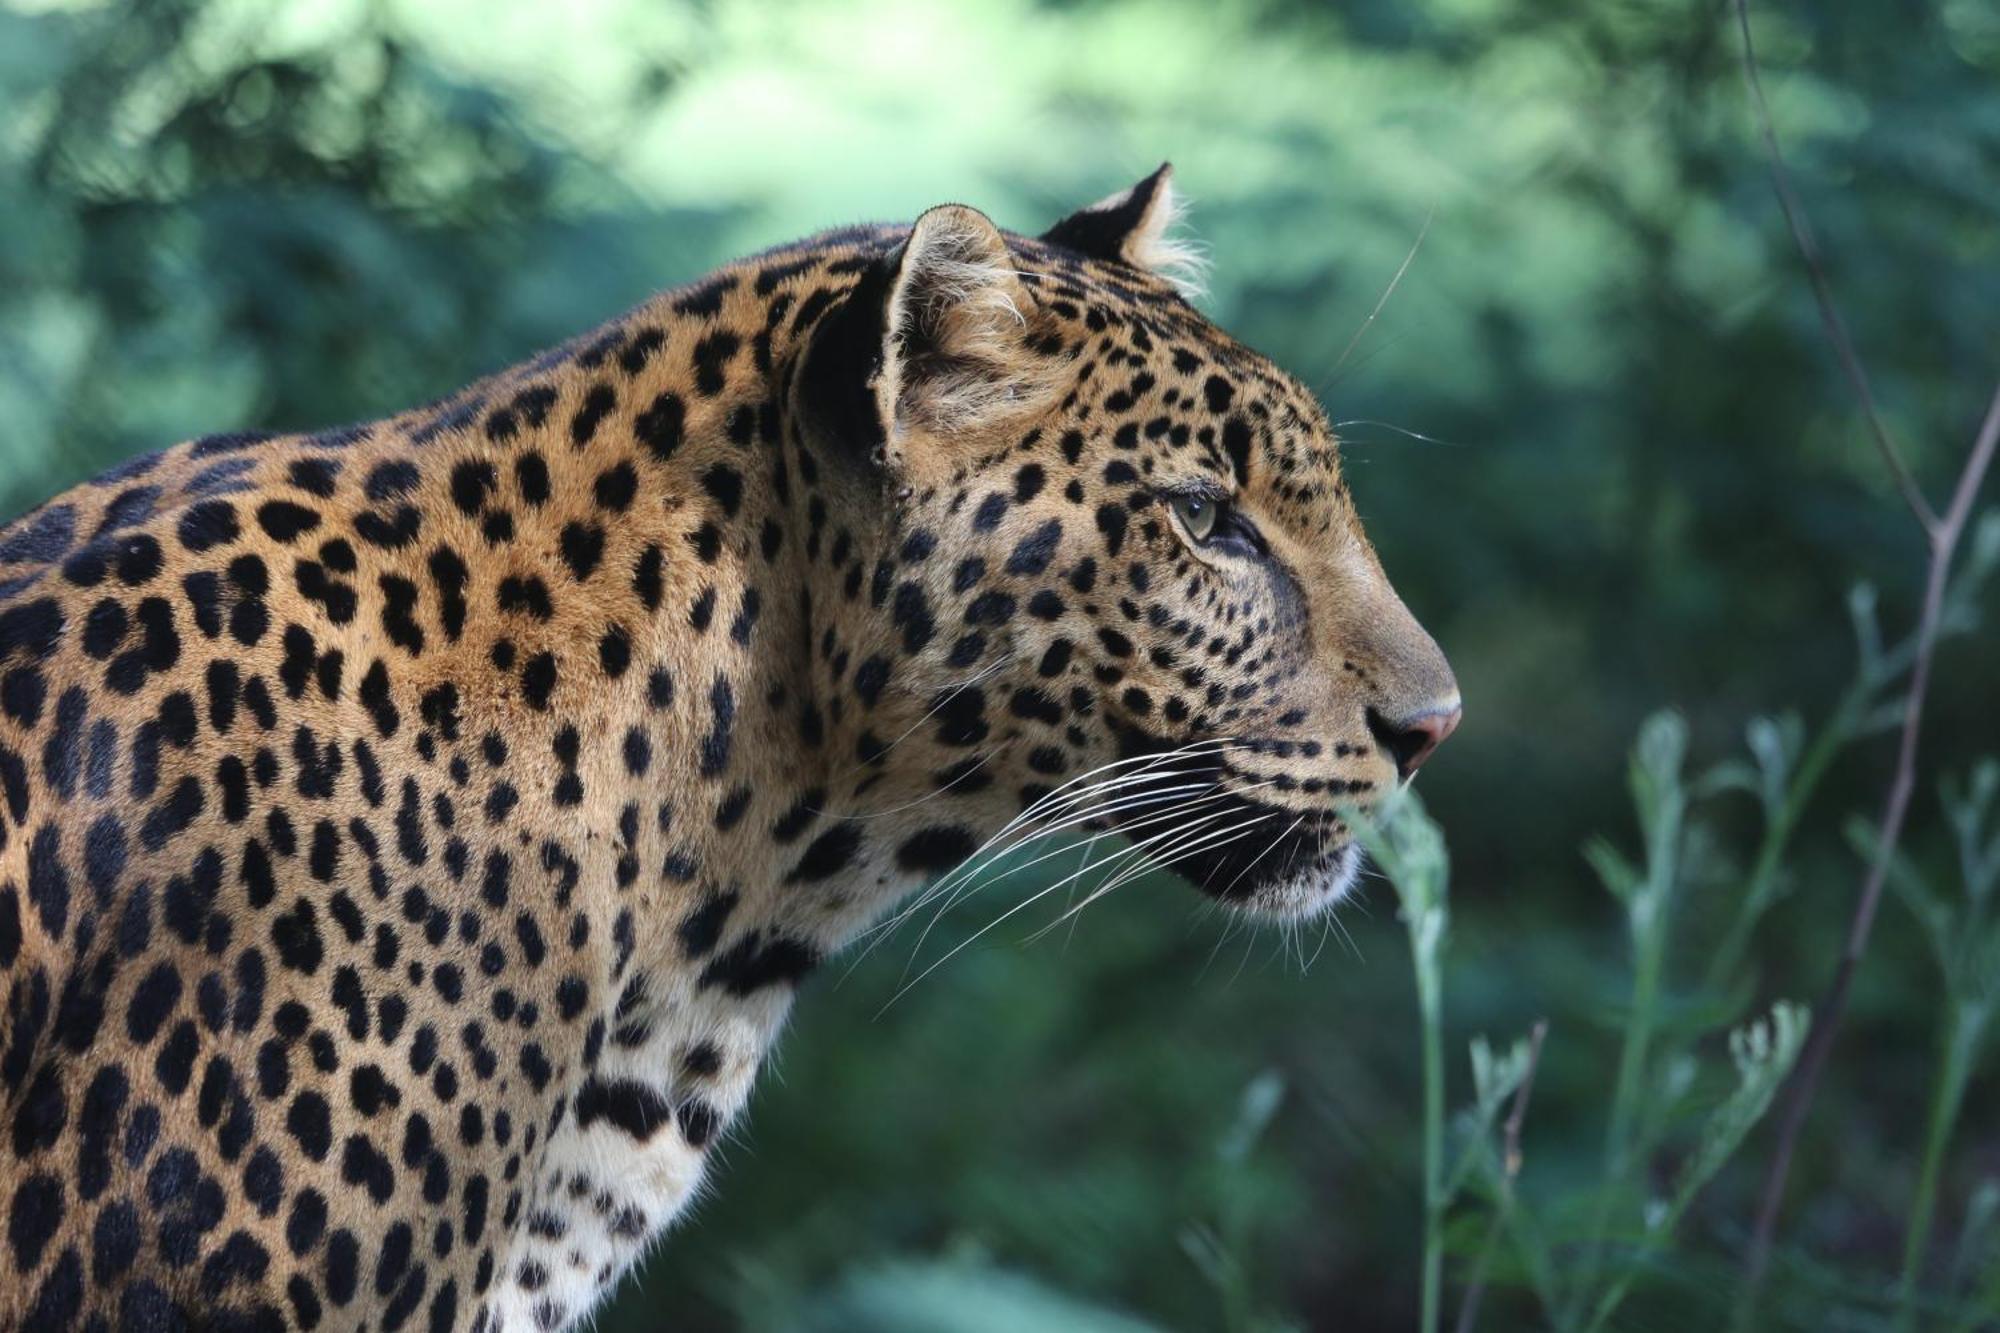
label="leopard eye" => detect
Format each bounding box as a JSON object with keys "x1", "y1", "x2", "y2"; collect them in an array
[{"x1": 1170, "y1": 493, "x2": 1220, "y2": 543}]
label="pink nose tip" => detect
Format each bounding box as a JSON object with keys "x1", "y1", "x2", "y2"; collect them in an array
[{"x1": 1371, "y1": 704, "x2": 1462, "y2": 782}]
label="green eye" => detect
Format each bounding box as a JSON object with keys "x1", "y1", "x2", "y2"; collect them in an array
[{"x1": 1171, "y1": 493, "x2": 1220, "y2": 542}]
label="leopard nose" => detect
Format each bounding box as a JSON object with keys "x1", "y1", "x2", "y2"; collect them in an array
[{"x1": 1368, "y1": 703, "x2": 1462, "y2": 783}]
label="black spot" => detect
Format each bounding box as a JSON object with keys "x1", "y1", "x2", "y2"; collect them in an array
[
  {"x1": 622, "y1": 728, "x2": 652, "y2": 777},
  {"x1": 273, "y1": 899, "x2": 324, "y2": 975},
  {"x1": 0, "y1": 598, "x2": 64, "y2": 667},
  {"x1": 892, "y1": 582, "x2": 935, "y2": 653},
  {"x1": 964, "y1": 591, "x2": 1015, "y2": 627},
  {"x1": 177, "y1": 501, "x2": 240, "y2": 553},
  {"x1": 359, "y1": 659, "x2": 399, "y2": 737},
  {"x1": 355, "y1": 504, "x2": 422, "y2": 550},
  {"x1": 618, "y1": 326, "x2": 666, "y2": 372},
  {"x1": 84, "y1": 813, "x2": 128, "y2": 903},
  {"x1": 102, "y1": 486, "x2": 164, "y2": 534},
  {"x1": 81, "y1": 600, "x2": 128, "y2": 660},
  {"x1": 257, "y1": 501, "x2": 321, "y2": 543},
  {"x1": 677, "y1": 1100, "x2": 718, "y2": 1148},
  {"x1": 450, "y1": 461, "x2": 496, "y2": 515},
  {"x1": 598, "y1": 625, "x2": 631, "y2": 678},
  {"x1": 698, "y1": 675, "x2": 735, "y2": 778},
  {"x1": 673, "y1": 273, "x2": 735, "y2": 316},
  {"x1": 287, "y1": 1092, "x2": 333, "y2": 1162},
  {"x1": 515, "y1": 452, "x2": 552, "y2": 506},
  {"x1": 933, "y1": 686, "x2": 988, "y2": 747},
  {"x1": 852, "y1": 655, "x2": 890, "y2": 706},
  {"x1": 559, "y1": 522, "x2": 605, "y2": 581},
  {"x1": 676, "y1": 889, "x2": 738, "y2": 958},
  {"x1": 497, "y1": 575, "x2": 553, "y2": 621},
  {"x1": 697, "y1": 931, "x2": 818, "y2": 996},
  {"x1": 783, "y1": 823, "x2": 863, "y2": 885},
  {"x1": 341, "y1": 1134, "x2": 394, "y2": 1203},
  {"x1": 7, "y1": 1171, "x2": 62, "y2": 1272},
  {"x1": 394, "y1": 561, "x2": 447, "y2": 648},
  {"x1": 634, "y1": 545, "x2": 665, "y2": 609},
  {"x1": 92, "y1": 1197, "x2": 140, "y2": 1282},
  {"x1": 1094, "y1": 503, "x2": 1129, "y2": 556},
  {"x1": 594, "y1": 462, "x2": 639, "y2": 512},
  {"x1": 973, "y1": 493, "x2": 1008, "y2": 531},
  {"x1": 574, "y1": 1077, "x2": 673, "y2": 1141},
  {"x1": 138, "y1": 777, "x2": 204, "y2": 852},
  {"x1": 326, "y1": 1228, "x2": 360, "y2": 1305},
  {"x1": 521, "y1": 653, "x2": 558, "y2": 710},
  {"x1": 691, "y1": 331, "x2": 740, "y2": 396},
  {"x1": 379, "y1": 574, "x2": 424, "y2": 654},
  {"x1": 713, "y1": 785, "x2": 751, "y2": 830},
  {"x1": 1222, "y1": 416, "x2": 1253, "y2": 485},
  {"x1": 25, "y1": 1245, "x2": 82, "y2": 1327},
  {"x1": 278, "y1": 460, "x2": 337, "y2": 502},
  {"x1": 1005, "y1": 519, "x2": 1063, "y2": 575},
  {"x1": 729, "y1": 589, "x2": 761, "y2": 644},
  {"x1": 686, "y1": 521, "x2": 723, "y2": 564},
  {"x1": 700, "y1": 465, "x2": 744, "y2": 517},
  {"x1": 570, "y1": 383, "x2": 617, "y2": 446},
  {"x1": 0, "y1": 504, "x2": 75, "y2": 564},
  {"x1": 897, "y1": 826, "x2": 977, "y2": 874},
  {"x1": 634, "y1": 392, "x2": 686, "y2": 461}
]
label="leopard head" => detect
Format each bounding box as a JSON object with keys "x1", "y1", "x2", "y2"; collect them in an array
[{"x1": 798, "y1": 167, "x2": 1459, "y2": 921}]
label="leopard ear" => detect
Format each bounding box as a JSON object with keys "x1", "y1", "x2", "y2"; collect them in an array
[
  {"x1": 1040, "y1": 163, "x2": 1202, "y2": 290},
  {"x1": 875, "y1": 203, "x2": 1050, "y2": 444}
]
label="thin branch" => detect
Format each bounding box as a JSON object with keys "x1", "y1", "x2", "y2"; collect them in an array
[
  {"x1": 1733, "y1": 0, "x2": 1939, "y2": 535},
  {"x1": 1731, "y1": 0, "x2": 2000, "y2": 1311},
  {"x1": 1454, "y1": 1020, "x2": 1549, "y2": 1333},
  {"x1": 1742, "y1": 381, "x2": 2000, "y2": 1303}
]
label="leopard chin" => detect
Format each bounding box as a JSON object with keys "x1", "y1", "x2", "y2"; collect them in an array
[{"x1": 1226, "y1": 841, "x2": 1364, "y2": 922}]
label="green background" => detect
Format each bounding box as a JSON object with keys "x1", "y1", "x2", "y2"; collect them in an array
[{"x1": 3, "y1": 0, "x2": 1997, "y2": 1328}]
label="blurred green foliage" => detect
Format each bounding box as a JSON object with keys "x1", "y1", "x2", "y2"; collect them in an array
[{"x1": 3, "y1": 0, "x2": 1998, "y2": 1327}]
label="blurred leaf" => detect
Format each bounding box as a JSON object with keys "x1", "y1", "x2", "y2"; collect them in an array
[{"x1": 796, "y1": 1261, "x2": 1169, "y2": 1333}]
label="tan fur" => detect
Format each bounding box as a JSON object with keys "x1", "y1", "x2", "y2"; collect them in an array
[{"x1": 0, "y1": 172, "x2": 1454, "y2": 1331}]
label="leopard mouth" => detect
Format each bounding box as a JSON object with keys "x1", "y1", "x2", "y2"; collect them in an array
[{"x1": 1094, "y1": 728, "x2": 1365, "y2": 916}]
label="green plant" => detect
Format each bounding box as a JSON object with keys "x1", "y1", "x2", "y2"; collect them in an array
[
  {"x1": 1852, "y1": 759, "x2": 2000, "y2": 1330},
  {"x1": 1702, "y1": 549, "x2": 2000, "y2": 995},
  {"x1": 1352, "y1": 789, "x2": 1452, "y2": 1333},
  {"x1": 1179, "y1": 1070, "x2": 1298, "y2": 1333},
  {"x1": 1357, "y1": 723, "x2": 1815, "y2": 1333}
]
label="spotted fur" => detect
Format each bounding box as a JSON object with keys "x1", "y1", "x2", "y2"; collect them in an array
[{"x1": 0, "y1": 165, "x2": 1457, "y2": 1331}]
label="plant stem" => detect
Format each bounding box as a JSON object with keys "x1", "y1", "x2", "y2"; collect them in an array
[
  {"x1": 1454, "y1": 1021, "x2": 1548, "y2": 1333},
  {"x1": 1897, "y1": 1003, "x2": 1990, "y2": 1331},
  {"x1": 1416, "y1": 938, "x2": 1445, "y2": 1333},
  {"x1": 1706, "y1": 690, "x2": 1863, "y2": 993},
  {"x1": 1574, "y1": 795, "x2": 1683, "y2": 1320}
]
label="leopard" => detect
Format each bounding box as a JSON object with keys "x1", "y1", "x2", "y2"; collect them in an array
[{"x1": 0, "y1": 165, "x2": 1460, "y2": 1332}]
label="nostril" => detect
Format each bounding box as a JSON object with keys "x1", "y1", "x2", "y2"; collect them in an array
[{"x1": 1366, "y1": 704, "x2": 1463, "y2": 782}]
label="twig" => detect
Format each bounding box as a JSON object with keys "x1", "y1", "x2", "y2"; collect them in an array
[
  {"x1": 1744, "y1": 378, "x2": 2000, "y2": 1305},
  {"x1": 1454, "y1": 1020, "x2": 1548, "y2": 1333},
  {"x1": 1732, "y1": 0, "x2": 1938, "y2": 535},
  {"x1": 1730, "y1": 0, "x2": 2000, "y2": 1313}
]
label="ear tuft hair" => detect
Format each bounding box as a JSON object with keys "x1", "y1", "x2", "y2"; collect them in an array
[
  {"x1": 878, "y1": 204, "x2": 1054, "y2": 440},
  {"x1": 1040, "y1": 163, "x2": 1208, "y2": 297}
]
